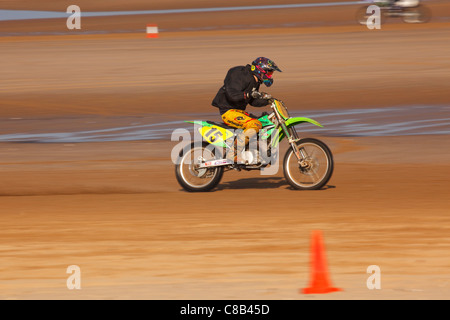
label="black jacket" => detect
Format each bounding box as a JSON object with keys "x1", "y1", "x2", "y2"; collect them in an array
[{"x1": 212, "y1": 64, "x2": 269, "y2": 115}]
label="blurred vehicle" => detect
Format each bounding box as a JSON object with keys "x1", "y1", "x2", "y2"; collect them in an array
[
  {"x1": 356, "y1": 0, "x2": 432, "y2": 25},
  {"x1": 175, "y1": 98, "x2": 334, "y2": 192}
]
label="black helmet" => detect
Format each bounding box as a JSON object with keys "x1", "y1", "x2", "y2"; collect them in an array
[{"x1": 251, "y1": 57, "x2": 282, "y2": 87}]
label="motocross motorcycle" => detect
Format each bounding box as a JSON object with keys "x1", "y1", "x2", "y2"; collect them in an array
[
  {"x1": 174, "y1": 98, "x2": 333, "y2": 192},
  {"x1": 356, "y1": 0, "x2": 431, "y2": 25}
]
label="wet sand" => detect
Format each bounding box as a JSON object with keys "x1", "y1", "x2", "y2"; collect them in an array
[{"x1": 0, "y1": 2, "x2": 450, "y2": 300}]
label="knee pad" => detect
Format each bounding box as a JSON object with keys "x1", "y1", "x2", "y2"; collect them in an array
[{"x1": 243, "y1": 119, "x2": 262, "y2": 133}]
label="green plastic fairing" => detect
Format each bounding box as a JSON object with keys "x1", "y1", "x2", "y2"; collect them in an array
[{"x1": 278, "y1": 117, "x2": 323, "y2": 142}]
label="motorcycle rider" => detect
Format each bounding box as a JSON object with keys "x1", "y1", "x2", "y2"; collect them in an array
[
  {"x1": 212, "y1": 57, "x2": 282, "y2": 163},
  {"x1": 393, "y1": 0, "x2": 419, "y2": 8}
]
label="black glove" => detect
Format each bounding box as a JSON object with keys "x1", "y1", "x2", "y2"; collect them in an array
[{"x1": 251, "y1": 91, "x2": 272, "y2": 100}]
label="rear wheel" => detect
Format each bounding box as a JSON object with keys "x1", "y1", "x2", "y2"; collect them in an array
[
  {"x1": 175, "y1": 142, "x2": 224, "y2": 192},
  {"x1": 356, "y1": 5, "x2": 387, "y2": 26},
  {"x1": 283, "y1": 138, "x2": 334, "y2": 190}
]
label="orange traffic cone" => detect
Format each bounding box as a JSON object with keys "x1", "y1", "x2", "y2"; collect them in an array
[{"x1": 301, "y1": 230, "x2": 342, "y2": 294}]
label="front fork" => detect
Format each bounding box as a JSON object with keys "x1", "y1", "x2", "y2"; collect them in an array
[{"x1": 280, "y1": 123, "x2": 309, "y2": 167}]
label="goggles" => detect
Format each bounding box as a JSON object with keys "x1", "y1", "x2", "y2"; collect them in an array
[{"x1": 256, "y1": 65, "x2": 274, "y2": 78}]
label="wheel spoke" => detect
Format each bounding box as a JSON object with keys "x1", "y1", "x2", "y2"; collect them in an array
[
  {"x1": 284, "y1": 140, "x2": 333, "y2": 190},
  {"x1": 179, "y1": 146, "x2": 219, "y2": 189}
]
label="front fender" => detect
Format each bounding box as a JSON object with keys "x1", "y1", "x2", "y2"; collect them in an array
[
  {"x1": 285, "y1": 117, "x2": 323, "y2": 128},
  {"x1": 277, "y1": 117, "x2": 323, "y2": 143}
]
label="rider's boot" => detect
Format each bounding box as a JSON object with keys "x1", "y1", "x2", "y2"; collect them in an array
[
  {"x1": 225, "y1": 132, "x2": 247, "y2": 165},
  {"x1": 226, "y1": 144, "x2": 238, "y2": 164},
  {"x1": 236, "y1": 128, "x2": 259, "y2": 165},
  {"x1": 227, "y1": 128, "x2": 259, "y2": 166},
  {"x1": 235, "y1": 134, "x2": 247, "y2": 164}
]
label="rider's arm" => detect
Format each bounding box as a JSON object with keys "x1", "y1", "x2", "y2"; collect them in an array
[
  {"x1": 223, "y1": 68, "x2": 252, "y2": 104},
  {"x1": 249, "y1": 97, "x2": 270, "y2": 108}
]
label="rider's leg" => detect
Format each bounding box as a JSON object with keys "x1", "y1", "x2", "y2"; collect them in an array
[
  {"x1": 222, "y1": 109, "x2": 262, "y2": 163},
  {"x1": 237, "y1": 119, "x2": 262, "y2": 163}
]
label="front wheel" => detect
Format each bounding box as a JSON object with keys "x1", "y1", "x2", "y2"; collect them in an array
[
  {"x1": 175, "y1": 142, "x2": 224, "y2": 192},
  {"x1": 283, "y1": 138, "x2": 334, "y2": 190}
]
